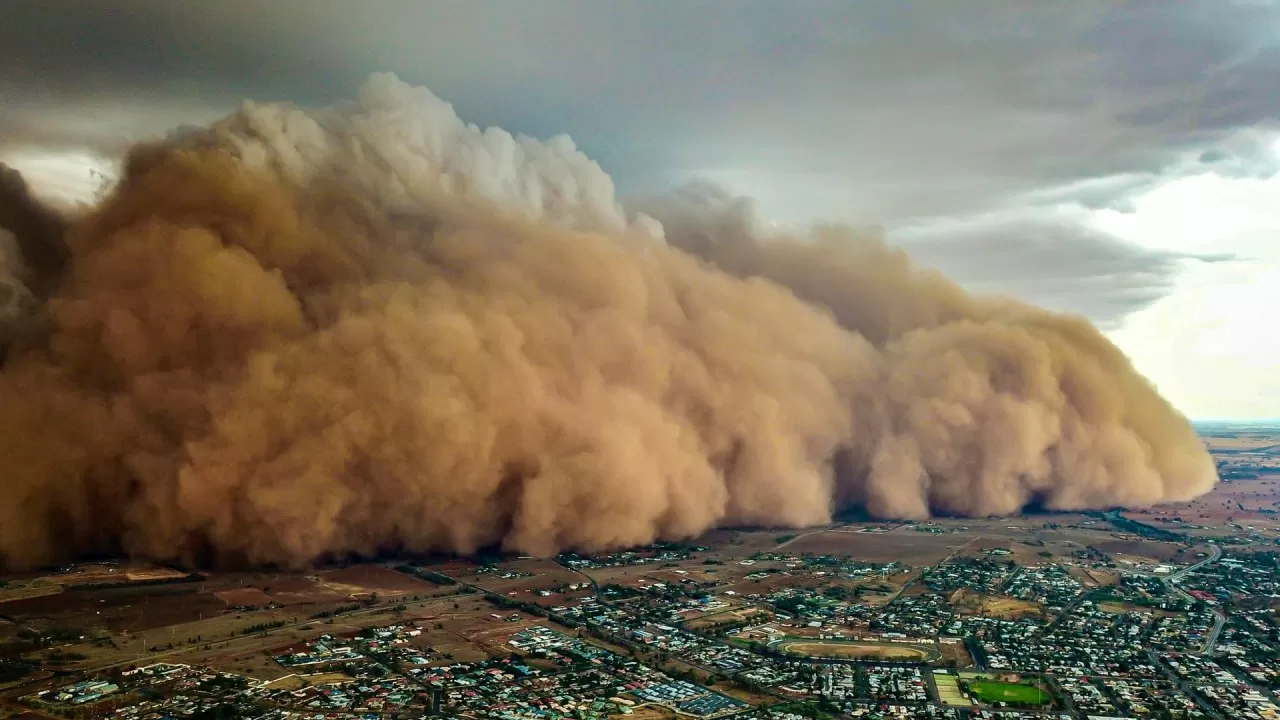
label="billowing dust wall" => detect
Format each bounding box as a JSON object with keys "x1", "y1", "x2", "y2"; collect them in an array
[{"x1": 0, "y1": 74, "x2": 1216, "y2": 568}]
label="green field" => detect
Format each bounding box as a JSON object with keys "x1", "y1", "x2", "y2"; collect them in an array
[{"x1": 967, "y1": 680, "x2": 1051, "y2": 705}]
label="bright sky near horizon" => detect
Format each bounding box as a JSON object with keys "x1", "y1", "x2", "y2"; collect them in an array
[{"x1": 1, "y1": 1, "x2": 1277, "y2": 420}]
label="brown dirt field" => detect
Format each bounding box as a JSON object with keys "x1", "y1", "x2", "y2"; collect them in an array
[
  {"x1": 977, "y1": 597, "x2": 1042, "y2": 620},
  {"x1": 785, "y1": 528, "x2": 966, "y2": 564},
  {"x1": 580, "y1": 565, "x2": 649, "y2": 584},
  {"x1": 44, "y1": 606, "x2": 305, "y2": 672},
  {"x1": 941, "y1": 641, "x2": 973, "y2": 668},
  {"x1": 1092, "y1": 539, "x2": 1188, "y2": 563},
  {"x1": 951, "y1": 536, "x2": 1059, "y2": 566},
  {"x1": 0, "y1": 583, "x2": 62, "y2": 604},
  {"x1": 121, "y1": 594, "x2": 481, "y2": 676},
  {"x1": 449, "y1": 557, "x2": 558, "y2": 582},
  {"x1": 523, "y1": 590, "x2": 594, "y2": 608},
  {"x1": 715, "y1": 682, "x2": 776, "y2": 706},
  {"x1": 641, "y1": 567, "x2": 723, "y2": 585},
  {"x1": 719, "y1": 573, "x2": 813, "y2": 598},
  {"x1": 956, "y1": 538, "x2": 1014, "y2": 555},
  {"x1": 423, "y1": 559, "x2": 482, "y2": 576},
  {"x1": 465, "y1": 568, "x2": 584, "y2": 598},
  {"x1": 1209, "y1": 479, "x2": 1280, "y2": 514},
  {"x1": 691, "y1": 561, "x2": 782, "y2": 583},
  {"x1": 685, "y1": 607, "x2": 765, "y2": 630},
  {"x1": 1075, "y1": 568, "x2": 1117, "y2": 586},
  {"x1": 199, "y1": 641, "x2": 304, "y2": 681},
  {"x1": 697, "y1": 528, "x2": 783, "y2": 555},
  {"x1": 214, "y1": 588, "x2": 274, "y2": 607},
  {"x1": 378, "y1": 597, "x2": 531, "y2": 662},
  {"x1": 10, "y1": 563, "x2": 179, "y2": 588},
  {"x1": 848, "y1": 572, "x2": 913, "y2": 606},
  {"x1": 316, "y1": 566, "x2": 441, "y2": 598},
  {"x1": 3, "y1": 591, "x2": 457, "y2": 681},
  {"x1": 1151, "y1": 471, "x2": 1280, "y2": 523},
  {"x1": 0, "y1": 586, "x2": 228, "y2": 634},
  {"x1": 260, "y1": 577, "x2": 348, "y2": 606},
  {"x1": 1204, "y1": 434, "x2": 1279, "y2": 450},
  {"x1": 0, "y1": 564, "x2": 192, "y2": 604},
  {"x1": 205, "y1": 648, "x2": 300, "y2": 679},
  {"x1": 466, "y1": 611, "x2": 535, "y2": 636}
]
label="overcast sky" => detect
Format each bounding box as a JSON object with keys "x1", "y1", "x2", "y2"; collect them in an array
[{"x1": 1, "y1": 0, "x2": 1277, "y2": 419}]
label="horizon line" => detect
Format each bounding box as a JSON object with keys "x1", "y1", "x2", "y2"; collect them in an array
[{"x1": 1192, "y1": 418, "x2": 1280, "y2": 424}]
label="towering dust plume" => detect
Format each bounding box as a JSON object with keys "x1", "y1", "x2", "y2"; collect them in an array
[{"x1": 0, "y1": 74, "x2": 1216, "y2": 569}]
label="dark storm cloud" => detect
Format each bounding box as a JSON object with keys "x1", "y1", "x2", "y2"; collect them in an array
[
  {"x1": 5, "y1": 1, "x2": 1280, "y2": 199},
  {"x1": 1, "y1": 0, "x2": 1277, "y2": 322}
]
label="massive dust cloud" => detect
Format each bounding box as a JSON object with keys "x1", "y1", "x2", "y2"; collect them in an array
[{"x1": 0, "y1": 74, "x2": 1217, "y2": 569}]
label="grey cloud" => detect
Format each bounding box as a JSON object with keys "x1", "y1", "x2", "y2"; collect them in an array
[
  {"x1": 895, "y1": 216, "x2": 1235, "y2": 327},
  {"x1": 4, "y1": 1, "x2": 1280, "y2": 220},
  {"x1": 1188, "y1": 131, "x2": 1280, "y2": 178},
  {"x1": 2, "y1": 0, "x2": 1275, "y2": 326},
  {"x1": 643, "y1": 180, "x2": 1232, "y2": 327},
  {"x1": 1199, "y1": 149, "x2": 1229, "y2": 164},
  {"x1": 1017, "y1": 174, "x2": 1162, "y2": 213}
]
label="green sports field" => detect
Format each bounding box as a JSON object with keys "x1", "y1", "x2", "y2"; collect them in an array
[{"x1": 966, "y1": 679, "x2": 1051, "y2": 705}]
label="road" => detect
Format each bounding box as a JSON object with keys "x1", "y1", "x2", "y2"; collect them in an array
[
  {"x1": 1035, "y1": 587, "x2": 1106, "y2": 640},
  {"x1": 1203, "y1": 610, "x2": 1227, "y2": 654},
  {"x1": 1150, "y1": 650, "x2": 1227, "y2": 720},
  {"x1": 772, "y1": 525, "x2": 837, "y2": 551},
  {"x1": 878, "y1": 536, "x2": 980, "y2": 608},
  {"x1": 1170, "y1": 544, "x2": 1222, "y2": 583},
  {"x1": 564, "y1": 565, "x2": 601, "y2": 599},
  {"x1": 1123, "y1": 543, "x2": 1225, "y2": 655},
  {"x1": 1167, "y1": 544, "x2": 1225, "y2": 654}
]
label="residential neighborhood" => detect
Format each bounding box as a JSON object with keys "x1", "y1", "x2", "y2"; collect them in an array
[{"x1": 6, "y1": 514, "x2": 1280, "y2": 720}]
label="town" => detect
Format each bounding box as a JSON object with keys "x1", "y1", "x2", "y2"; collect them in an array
[{"x1": 4, "y1": 484, "x2": 1280, "y2": 720}]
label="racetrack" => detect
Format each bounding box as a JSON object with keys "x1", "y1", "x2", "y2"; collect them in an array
[{"x1": 773, "y1": 638, "x2": 941, "y2": 662}]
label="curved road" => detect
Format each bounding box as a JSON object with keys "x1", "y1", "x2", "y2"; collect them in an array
[
  {"x1": 1170, "y1": 545, "x2": 1222, "y2": 583},
  {"x1": 1167, "y1": 544, "x2": 1225, "y2": 654},
  {"x1": 1100, "y1": 543, "x2": 1224, "y2": 655}
]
